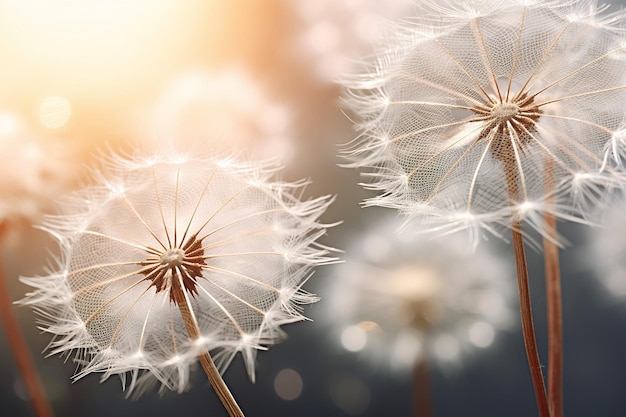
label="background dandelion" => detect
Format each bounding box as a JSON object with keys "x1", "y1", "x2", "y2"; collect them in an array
[
  {"x1": 286, "y1": 0, "x2": 415, "y2": 84},
  {"x1": 322, "y1": 216, "x2": 513, "y2": 415},
  {"x1": 139, "y1": 68, "x2": 295, "y2": 162},
  {"x1": 0, "y1": 110, "x2": 78, "y2": 417},
  {"x1": 325, "y1": 216, "x2": 513, "y2": 365},
  {"x1": 324, "y1": 217, "x2": 513, "y2": 371},
  {"x1": 0, "y1": 113, "x2": 77, "y2": 245}
]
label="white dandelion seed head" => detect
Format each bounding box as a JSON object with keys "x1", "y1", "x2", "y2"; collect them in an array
[
  {"x1": 341, "y1": 0, "x2": 626, "y2": 245},
  {"x1": 0, "y1": 112, "x2": 76, "y2": 240},
  {"x1": 20, "y1": 151, "x2": 336, "y2": 396},
  {"x1": 323, "y1": 216, "x2": 513, "y2": 372},
  {"x1": 141, "y1": 68, "x2": 295, "y2": 162}
]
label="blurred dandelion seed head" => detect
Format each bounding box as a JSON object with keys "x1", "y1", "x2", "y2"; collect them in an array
[
  {"x1": 0, "y1": 112, "x2": 76, "y2": 242},
  {"x1": 324, "y1": 216, "x2": 513, "y2": 371},
  {"x1": 143, "y1": 69, "x2": 295, "y2": 162},
  {"x1": 288, "y1": 0, "x2": 416, "y2": 83},
  {"x1": 20, "y1": 151, "x2": 336, "y2": 395},
  {"x1": 342, "y1": 0, "x2": 626, "y2": 244}
]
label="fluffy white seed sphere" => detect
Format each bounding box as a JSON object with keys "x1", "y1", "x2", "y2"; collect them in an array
[
  {"x1": 21, "y1": 151, "x2": 335, "y2": 395},
  {"x1": 342, "y1": 0, "x2": 626, "y2": 243}
]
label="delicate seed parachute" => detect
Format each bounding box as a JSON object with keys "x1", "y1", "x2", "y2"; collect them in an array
[
  {"x1": 341, "y1": 0, "x2": 626, "y2": 243},
  {"x1": 322, "y1": 216, "x2": 513, "y2": 370},
  {"x1": 20, "y1": 151, "x2": 336, "y2": 396}
]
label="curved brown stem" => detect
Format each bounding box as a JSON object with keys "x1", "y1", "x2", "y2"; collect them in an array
[
  {"x1": 543, "y1": 160, "x2": 563, "y2": 417},
  {"x1": 0, "y1": 251, "x2": 54, "y2": 417},
  {"x1": 511, "y1": 225, "x2": 550, "y2": 417},
  {"x1": 503, "y1": 160, "x2": 550, "y2": 417},
  {"x1": 171, "y1": 278, "x2": 245, "y2": 417}
]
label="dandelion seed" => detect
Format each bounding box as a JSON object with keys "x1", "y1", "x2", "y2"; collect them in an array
[{"x1": 19, "y1": 151, "x2": 336, "y2": 415}]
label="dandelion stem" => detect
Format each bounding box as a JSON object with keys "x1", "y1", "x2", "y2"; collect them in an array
[
  {"x1": 0, "y1": 248, "x2": 54, "y2": 417},
  {"x1": 543, "y1": 160, "x2": 563, "y2": 417},
  {"x1": 197, "y1": 353, "x2": 244, "y2": 417},
  {"x1": 171, "y1": 274, "x2": 245, "y2": 417},
  {"x1": 412, "y1": 359, "x2": 434, "y2": 417},
  {"x1": 511, "y1": 225, "x2": 550, "y2": 417},
  {"x1": 503, "y1": 161, "x2": 550, "y2": 417}
]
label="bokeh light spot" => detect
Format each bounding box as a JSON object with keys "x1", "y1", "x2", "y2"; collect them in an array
[
  {"x1": 39, "y1": 96, "x2": 72, "y2": 129},
  {"x1": 0, "y1": 114, "x2": 19, "y2": 136},
  {"x1": 274, "y1": 368, "x2": 303, "y2": 401},
  {"x1": 341, "y1": 325, "x2": 367, "y2": 352},
  {"x1": 433, "y1": 334, "x2": 460, "y2": 361},
  {"x1": 468, "y1": 321, "x2": 496, "y2": 348}
]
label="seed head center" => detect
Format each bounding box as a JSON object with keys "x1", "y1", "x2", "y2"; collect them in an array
[
  {"x1": 160, "y1": 248, "x2": 185, "y2": 267},
  {"x1": 141, "y1": 238, "x2": 206, "y2": 304},
  {"x1": 492, "y1": 102, "x2": 519, "y2": 121}
]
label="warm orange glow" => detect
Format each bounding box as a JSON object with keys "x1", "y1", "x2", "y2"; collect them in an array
[
  {"x1": 0, "y1": 0, "x2": 197, "y2": 98},
  {"x1": 0, "y1": 113, "x2": 18, "y2": 136},
  {"x1": 1, "y1": 0, "x2": 174, "y2": 66},
  {"x1": 0, "y1": 0, "x2": 238, "y2": 150}
]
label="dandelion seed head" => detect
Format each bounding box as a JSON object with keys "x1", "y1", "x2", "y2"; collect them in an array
[
  {"x1": 342, "y1": 0, "x2": 626, "y2": 244},
  {"x1": 323, "y1": 217, "x2": 513, "y2": 371},
  {"x1": 468, "y1": 321, "x2": 496, "y2": 348},
  {"x1": 20, "y1": 151, "x2": 335, "y2": 395},
  {"x1": 288, "y1": 0, "x2": 417, "y2": 83},
  {"x1": 142, "y1": 69, "x2": 295, "y2": 162}
]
